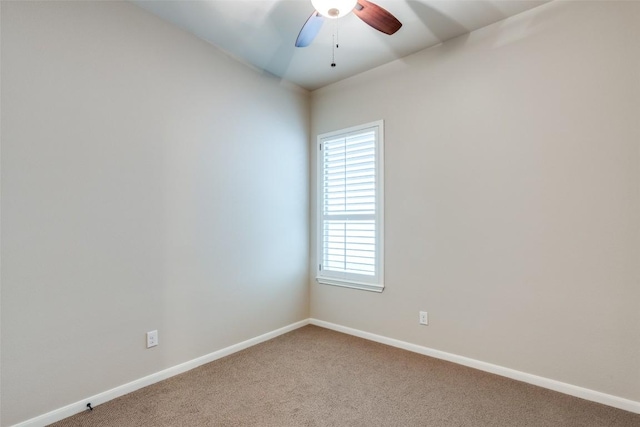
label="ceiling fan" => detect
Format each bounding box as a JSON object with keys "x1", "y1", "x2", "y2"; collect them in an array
[{"x1": 295, "y1": 0, "x2": 402, "y2": 48}]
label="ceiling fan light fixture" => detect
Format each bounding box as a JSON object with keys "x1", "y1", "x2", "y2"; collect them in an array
[{"x1": 311, "y1": 0, "x2": 358, "y2": 18}]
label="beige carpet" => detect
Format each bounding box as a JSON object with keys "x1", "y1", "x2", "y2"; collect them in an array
[{"x1": 51, "y1": 325, "x2": 640, "y2": 426}]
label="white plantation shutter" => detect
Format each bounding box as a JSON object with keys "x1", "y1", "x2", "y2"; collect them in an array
[{"x1": 317, "y1": 121, "x2": 384, "y2": 292}]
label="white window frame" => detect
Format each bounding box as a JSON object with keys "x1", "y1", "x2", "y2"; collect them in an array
[{"x1": 316, "y1": 120, "x2": 384, "y2": 292}]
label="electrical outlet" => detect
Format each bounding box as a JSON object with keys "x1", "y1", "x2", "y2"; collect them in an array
[
  {"x1": 419, "y1": 311, "x2": 428, "y2": 325},
  {"x1": 146, "y1": 330, "x2": 158, "y2": 348}
]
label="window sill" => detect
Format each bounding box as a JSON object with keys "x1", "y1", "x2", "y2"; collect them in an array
[{"x1": 316, "y1": 277, "x2": 384, "y2": 293}]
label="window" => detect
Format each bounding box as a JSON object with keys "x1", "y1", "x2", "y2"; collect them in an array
[{"x1": 316, "y1": 120, "x2": 384, "y2": 292}]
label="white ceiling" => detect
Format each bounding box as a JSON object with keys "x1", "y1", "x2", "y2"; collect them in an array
[{"x1": 132, "y1": 0, "x2": 550, "y2": 91}]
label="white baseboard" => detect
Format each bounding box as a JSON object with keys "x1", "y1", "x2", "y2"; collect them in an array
[
  {"x1": 12, "y1": 317, "x2": 639, "y2": 426},
  {"x1": 309, "y1": 318, "x2": 640, "y2": 415},
  {"x1": 12, "y1": 319, "x2": 310, "y2": 427}
]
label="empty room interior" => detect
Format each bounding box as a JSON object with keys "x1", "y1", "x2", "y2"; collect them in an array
[{"x1": 1, "y1": 0, "x2": 639, "y2": 426}]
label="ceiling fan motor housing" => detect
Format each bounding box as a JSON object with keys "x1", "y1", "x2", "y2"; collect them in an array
[
  {"x1": 311, "y1": 0, "x2": 358, "y2": 18},
  {"x1": 296, "y1": 0, "x2": 402, "y2": 48}
]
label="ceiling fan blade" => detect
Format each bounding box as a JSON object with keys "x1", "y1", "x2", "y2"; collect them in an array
[
  {"x1": 295, "y1": 11, "x2": 325, "y2": 47},
  {"x1": 353, "y1": 0, "x2": 402, "y2": 35}
]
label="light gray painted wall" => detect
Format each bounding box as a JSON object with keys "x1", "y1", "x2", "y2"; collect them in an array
[
  {"x1": 311, "y1": 0, "x2": 640, "y2": 402},
  {"x1": 0, "y1": 1, "x2": 309, "y2": 425}
]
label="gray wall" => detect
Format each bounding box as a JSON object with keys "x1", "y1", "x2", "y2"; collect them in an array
[
  {"x1": 310, "y1": 0, "x2": 640, "y2": 402},
  {"x1": 1, "y1": 1, "x2": 309, "y2": 425}
]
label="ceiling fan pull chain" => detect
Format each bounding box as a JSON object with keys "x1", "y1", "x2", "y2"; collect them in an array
[{"x1": 331, "y1": 20, "x2": 337, "y2": 67}]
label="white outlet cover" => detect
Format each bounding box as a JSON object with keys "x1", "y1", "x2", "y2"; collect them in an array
[
  {"x1": 419, "y1": 311, "x2": 428, "y2": 325},
  {"x1": 146, "y1": 330, "x2": 158, "y2": 348}
]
